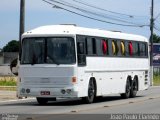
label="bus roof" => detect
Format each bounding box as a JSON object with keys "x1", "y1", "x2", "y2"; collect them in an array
[{"x1": 23, "y1": 25, "x2": 148, "y2": 42}]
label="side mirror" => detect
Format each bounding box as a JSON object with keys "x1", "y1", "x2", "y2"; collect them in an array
[{"x1": 10, "y1": 58, "x2": 18, "y2": 76}]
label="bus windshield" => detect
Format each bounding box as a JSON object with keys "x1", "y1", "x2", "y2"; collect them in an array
[{"x1": 21, "y1": 37, "x2": 76, "y2": 65}]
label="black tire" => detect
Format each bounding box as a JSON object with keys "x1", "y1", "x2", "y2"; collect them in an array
[
  {"x1": 121, "y1": 78, "x2": 131, "y2": 99},
  {"x1": 130, "y1": 79, "x2": 138, "y2": 98},
  {"x1": 36, "y1": 97, "x2": 48, "y2": 105},
  {"x1": 82, "y1": 80, "x2": 96, "y2": 104}
]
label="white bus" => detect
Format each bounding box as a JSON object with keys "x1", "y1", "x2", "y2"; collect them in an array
[{"x1": 17, "y1": 25, "x2": 150, "y2": 104}]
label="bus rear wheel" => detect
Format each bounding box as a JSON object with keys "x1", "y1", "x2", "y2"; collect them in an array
[
  {"x1": 121, "y1": 78, "x2": 131, "y2": 99},
  {"x1": 82, "y1": 80, "x2": 96, "y2": 104},
  {"x1": 130, "y1": 78, "x2": 138, "y2": 98},
  {"x1": 36, "y1": 97, "x2": 48, "y2": 105}
]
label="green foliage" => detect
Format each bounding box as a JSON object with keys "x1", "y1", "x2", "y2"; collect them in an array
[
  {"x1": 0, "y1": 77, "x2": 17, "y2": 86},
  {"x1": 0, "y1": 80, "x2": 17, "y2": 86},
  {"x1": 153, "y1": 34, "x2": 160, "y2": 43},
  {"x1": 153, "y1": 74, "x2": 160, "y2": 86},
  {"x1": 3, "y1": 40, "x2": 19, "y2": 52}
]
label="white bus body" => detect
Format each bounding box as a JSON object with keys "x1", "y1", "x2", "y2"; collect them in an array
[{"x1": 18, "y1": 25, "x2": 150, "y2": 104}]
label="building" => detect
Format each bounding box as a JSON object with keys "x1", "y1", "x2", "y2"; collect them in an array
[{"x1": 0, "y1": 52, "x2": 18, "y2": 76}]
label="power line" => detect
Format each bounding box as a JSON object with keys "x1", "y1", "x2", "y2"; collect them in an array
[
  {"x1": 154, "y1": 26, "x2": 160, "y2": 32},
  {"x1": 154, "y1": 24, "x2": 160, "y2": 30},
  {"x1": 43, "y1": 0, "x2": 148, "y2": 27},
  {"x1": 57, "y1": 0, "x2": 147, "y2": 26},
  {"x1": 72, "y1": 0, "x2": 150, "y2": 19},
  {"x1": 72, "y1": 0, "x2": 135, "y2": 18},
  {"x1": 155, "y1": 22, "x2": 160, "y2": 26},
  {"x1": 155, "y1": 12, "x2": 160, "y2": 20}
]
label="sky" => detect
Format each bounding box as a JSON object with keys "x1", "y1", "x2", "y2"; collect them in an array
[{"x1": 0, "y1": 0, "x2": 160, "y2": 48}]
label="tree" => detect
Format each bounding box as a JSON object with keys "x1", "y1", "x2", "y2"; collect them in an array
[
  {"x1": 2, "y1": 40, "x2": 19, "y2": 52},
  {"x1": 153, "y1": 34, "x2": 160, "y2": 43}
]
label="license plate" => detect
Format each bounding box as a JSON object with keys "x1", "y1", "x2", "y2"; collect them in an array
[{"x1": 41, "y1": 91, "x2": 50, "y2": 95}]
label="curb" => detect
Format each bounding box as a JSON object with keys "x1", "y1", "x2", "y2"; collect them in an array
[{"x1": 0, "y1": 86, "x2": 16, "y2": 91}]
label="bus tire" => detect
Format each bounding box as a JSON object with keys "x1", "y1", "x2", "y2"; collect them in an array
[
  {"x1": 36, "y1": 97, "x2": 48, "y2": 105},
  {"x1": 82, "y1": 80, "x2": 96, "y2": 104},
  {"x1": 121, "y1": 78, "x2": 131, "y2": 99},
  {"x1": 130, "y1": 78, "x2": 138, "y2": 98}
]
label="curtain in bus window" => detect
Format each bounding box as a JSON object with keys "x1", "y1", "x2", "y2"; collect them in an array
[
  {"x1": 102, "y1": 40, "x2": 107, "y2": 55},
  {"x1": 129, "y1": 42, "x2": 133, "y2": 56},
  {"x1": 112, "y1": 41, "x2": 116, "y2": 55},
  {"x1": 120, "y1": 41, "x2": 125, "y2": 56},
  {"x1": 112, "y1": 40, "x2": 119, "y2": 55}
]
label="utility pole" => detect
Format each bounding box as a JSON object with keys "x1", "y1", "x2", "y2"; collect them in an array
[
  {"x1": 150, "y1": 0, "x2": 154, "y2": 86},
  {"x1": 19, "y1": 0, "x2": 25, "y2": 60}
]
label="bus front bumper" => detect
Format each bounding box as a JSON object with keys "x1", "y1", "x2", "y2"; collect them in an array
[{"x1": 18, "y1": 86, "x2": 79, "y2": 98}]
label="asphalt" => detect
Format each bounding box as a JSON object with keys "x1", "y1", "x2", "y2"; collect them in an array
[
  {"x1": 0, "y1": 87, "x2": 160, "y2": 120},
  {"x1": 0, "y1": 86, "x2": 159, "y2": 101}
]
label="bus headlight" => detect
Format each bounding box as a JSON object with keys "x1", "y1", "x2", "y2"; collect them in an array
[
  {"x1": 61, "y1": 89, "x2": 66, "y2": 94},
  {"x1": 21, "y1": 88, "x2": 25, "y2": 93},
  {"x1": 26, "y1": 89, "x2": 30, "y2": 93},
  {"x1": 66, "y1": 89, "x2": 72, "y2": 94}
]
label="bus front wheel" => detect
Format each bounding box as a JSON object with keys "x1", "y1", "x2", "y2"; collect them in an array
[
  {"x1": 121, "y1": 78, "x2": 131, "y2": 99},
  {"x1": 82, "y1": 80, "x2": 96, "y2": 104}
]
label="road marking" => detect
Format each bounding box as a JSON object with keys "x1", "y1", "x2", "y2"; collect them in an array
[
  {"x1": 70, "y1": 110, "x2": 77, "y2": 113},
  {"x1": 129, "y1": 101, "x2": 134, "y2": 104},
  {"x1": 103, "y1": 105, "x2": 109, "y2": 107},
  {"x1": 149, "y1": 97, "x2": 154, "y2": 99}
]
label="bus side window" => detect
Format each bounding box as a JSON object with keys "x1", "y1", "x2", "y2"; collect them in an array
[
  {"x1": 77, "y1": 41, "x2": 86, "y2": 66},
  {"x1": 92, "y1": 38, "x2": 97, "y2": 55},
  {"x1": 145, "y1": 43, "x2": 148, "y2": 57},
  {"x1": 132, "y1": 42, "x2": 139, "y2": 57},
  {"x1": 77, "y1": 42, "x2": 84, "y2": 54},
  {"x1": 86, "y1": 38, "x2": 93, "y2": 55},
  {"x1": 125, "y1": 41, "x2": 130, "y2": 57},
  {"x1": 140, "y1": 42, "x2": 146, "y2": 57}
]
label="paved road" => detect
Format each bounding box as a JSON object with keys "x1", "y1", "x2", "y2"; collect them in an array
[
  {"x1": 78, "y1": 96, "x2": 160, "y2": 114},
  {"x1": 0, "y1": 86, "x2": 159, "y2": 115}
]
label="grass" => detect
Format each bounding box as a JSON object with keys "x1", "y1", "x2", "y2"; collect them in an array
[
  {"x1": 0, "y1": 77, "x2": 17, "y2": 86},
  {"x1": 153, "y1": 73, "x2": 160, "y2": 86}
]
